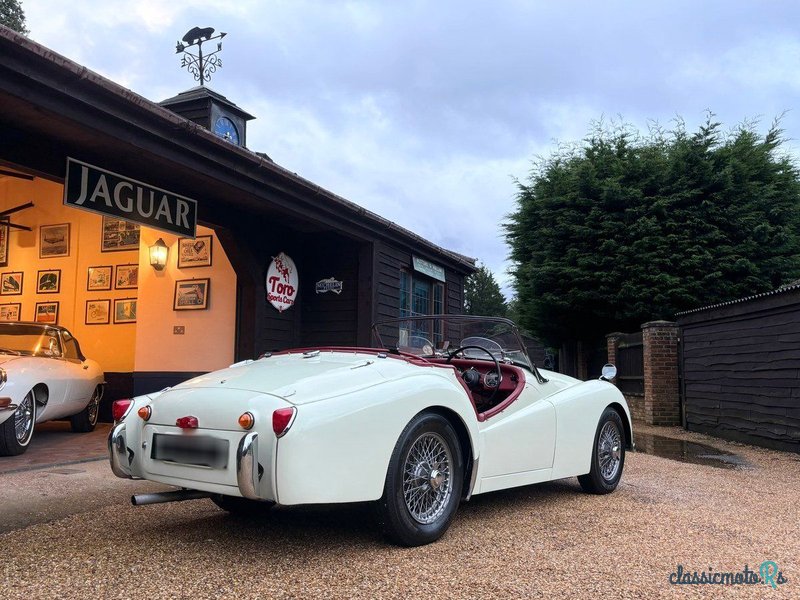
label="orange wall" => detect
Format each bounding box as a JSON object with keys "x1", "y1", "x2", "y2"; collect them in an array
[
  {"x1": 134, "y1": 226, "x2": 236, "y2": 372},
  {"x1": 0, "y1": 175, "x2": 236, "y2": 375}
]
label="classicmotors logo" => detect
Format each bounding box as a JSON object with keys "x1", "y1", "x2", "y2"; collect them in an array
[{"x1": 669, "y1": 561, "x2": 788, "y2": 589}]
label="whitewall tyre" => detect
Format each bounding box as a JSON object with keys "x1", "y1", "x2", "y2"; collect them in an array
[{"x1": 0, "y1": 390, "x2": 36, "y2": 456}]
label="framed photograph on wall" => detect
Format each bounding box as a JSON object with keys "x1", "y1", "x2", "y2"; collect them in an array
[
  {"x1": 178, "y1": 235, "x2": 213, "y2": 268},
  {"x1": 0, "y1": 303, "x2": 21, "y2": 321},
  {"x1": 37, "y1": 269, "x2": 61, "y2": 294},
  {"x1": 114, "y1": 264, "x2": 139, "y2": 289},
  {"x1": 113, "y1": 298, "x2": 137, "y2": 324},
  {"x1": 34, "y1": 301, "x2": 59, "y2": 324},
  {"x1": 101, "y1": 216, "x2": 140, "y2": 252},
  {"x1": 174, "y1": 278, "x2": 210, "y2": 310},
  {"x1": 39, "y1": 223, "x2": 70, "y2": 258},
  {"x1": 87, "y1": 266, "x2": 112, "y2": 291},
  {"x1": 0, "y1": 271, "x2": 23, "y2": 296},
  {"x1": 0, "y1": 222, "x2": 9, "y2": 267},
  {"x1": 85, "y1": 299, "x2": 111, "y2": 325}
]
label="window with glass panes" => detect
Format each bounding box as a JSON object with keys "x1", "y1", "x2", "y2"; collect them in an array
[{"x1": 399, "y1": 271, "x2": 445, "y2": 344}]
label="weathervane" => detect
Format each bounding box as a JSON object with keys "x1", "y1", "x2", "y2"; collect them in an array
[{"x1": 175, "y1": 26, "x2": 227, "y2": 86}]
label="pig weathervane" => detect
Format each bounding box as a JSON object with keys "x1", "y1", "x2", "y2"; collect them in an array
[{"x1": 175, "y1": 26, "x2": 227, "y2": 86}]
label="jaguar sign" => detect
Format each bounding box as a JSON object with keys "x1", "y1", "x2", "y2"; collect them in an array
[{"x1": 63, "y1": 157, "x2": 197, "y2": 237}]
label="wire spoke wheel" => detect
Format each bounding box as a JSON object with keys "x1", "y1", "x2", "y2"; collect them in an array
[
  {"x1": 87, "y1": 389, "x2": 100, "y2": 426},
  {"x1": 402, "y1": 432, "x2": 453, "y2": 524},
  {"x1": 597, "y1": 421, "x2": 622, "y2": 482},
  {"x1": 14, "y1": 392, "x2": 35, "y2": 445}
]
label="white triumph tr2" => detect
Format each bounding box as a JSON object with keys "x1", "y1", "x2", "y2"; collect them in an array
[{"x1": 109, "y1": 315, "x2": 633, "y2": 546}]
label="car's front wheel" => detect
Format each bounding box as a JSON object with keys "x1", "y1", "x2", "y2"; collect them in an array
[
  {"x1": 578, "y1": 407, "x2": 626, "y2": 494},
  {"x1": 376, "y1": 412, "x2": 464, "y2": 546},
  {"x1": 0, "y1": 390, "x2": 36, "y2": 456},
  {"x1": 70, "y1": 386, "x2": 102, "y2": 433}
]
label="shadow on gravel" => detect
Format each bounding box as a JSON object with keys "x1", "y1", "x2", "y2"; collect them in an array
[
  {"x1": 126, "y1": 480, "x2": 584, "y2": 552},
  {"x1": 634, "y1": 432, "x2": 750, "y2": 469}
]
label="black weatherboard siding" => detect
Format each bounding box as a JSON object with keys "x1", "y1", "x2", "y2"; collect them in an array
[{"x1": 677, "y1": 286, "x2": 800, "y2": 452}]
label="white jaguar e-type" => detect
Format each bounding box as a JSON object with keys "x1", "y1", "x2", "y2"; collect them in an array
[
  {"x1": 0, "y1": 322, "x2": 105, "y2": 456},
  {"x1": 109, "y1": 315, "x2": 633, "y2": 546}
]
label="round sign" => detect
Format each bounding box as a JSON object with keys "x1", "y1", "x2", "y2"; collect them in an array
[{"x1": 266, "y1": 252, "x2": 298, "y2": 312}]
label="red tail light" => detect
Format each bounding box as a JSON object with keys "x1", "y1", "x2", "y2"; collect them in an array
[
  {"x1": 176, "y1": 416, "x2": 199, "y2": 429},
  {"x1": 112, "y1": 399, "x2": 133, "y2": 421},
  {"x1": 272, "y1": 407, "x2": 296, "y2": 438}
]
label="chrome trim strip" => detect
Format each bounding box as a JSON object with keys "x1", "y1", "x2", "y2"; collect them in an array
[
  {"x1": 237, "y1": 432, "x2": 262, "y2": 500},
  {"x1": 108, "y1": 423, "x2": 133, "y2": 479},
  {"x1": 0, "y1": 404, "x2": 17, "y2": 412},
  {"x1": 465, "y1": 456, "x2": 480, "y2": 501}
]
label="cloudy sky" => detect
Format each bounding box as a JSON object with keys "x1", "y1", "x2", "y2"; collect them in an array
[{"x1": 21, "y1": 0, "x2": 800, "y2": 296}]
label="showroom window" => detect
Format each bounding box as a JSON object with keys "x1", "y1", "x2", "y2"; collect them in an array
[{"x1": 399, "y1": 270, "x2": 444, "y2": 345}]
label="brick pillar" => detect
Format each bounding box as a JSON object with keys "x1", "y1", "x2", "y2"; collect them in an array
[
  {"x1": 642, "y1": 320, "x2": 680, "y2": 425},
  {"x1": 606, "y1": 332, "x2": 623, "y2": 366}
]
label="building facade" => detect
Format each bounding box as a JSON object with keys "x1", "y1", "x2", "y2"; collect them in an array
[{"x1": 0, "y1": 29, "x2": 475, "y2": 415}]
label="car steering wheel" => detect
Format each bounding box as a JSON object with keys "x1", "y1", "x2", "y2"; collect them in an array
[{"x1": 445, "y1": 345, "x2": 503, "y2": 402}]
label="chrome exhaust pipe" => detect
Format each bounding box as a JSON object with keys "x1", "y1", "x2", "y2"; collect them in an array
[{"x1": 131, "y1": 489, "x2": 213, "y2": 506}]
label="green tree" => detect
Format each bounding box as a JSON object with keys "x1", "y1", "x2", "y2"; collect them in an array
[
  {"x1": 505, "y1": 115, "x2": 800, "y2": 346},
  {"x1": 1, "y1": 0, "x2": 28, "y2": 34},
  {"x1": 464, "y1": 263, "x2": 508, "y2": 317}
]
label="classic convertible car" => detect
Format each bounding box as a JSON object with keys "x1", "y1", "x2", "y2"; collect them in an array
[
  {"x1": 0, "y1": 322, "x2": 105, "y2": 456},
  {"x1": 109, "y1": 315, "x2": 632, "y2": 546}
]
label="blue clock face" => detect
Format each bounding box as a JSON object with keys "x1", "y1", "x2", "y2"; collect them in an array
[{"x1": 213, "y1": 116, "x2": 240, "y2": 144}]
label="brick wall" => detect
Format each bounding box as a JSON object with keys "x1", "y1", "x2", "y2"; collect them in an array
[
  {"x1": 607, "y1": 322, "x2": 680, "y2": 425},
  {"x1": 642, "y1": 321, "x2": 680, "y2": 425}
]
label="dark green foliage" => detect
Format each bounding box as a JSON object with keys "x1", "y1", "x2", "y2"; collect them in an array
[
  {"x1": 464, "y1": 263, "x2": 507, "y2": 317},
  {"x1": 506, "y1": 115, "x2": 800, "y2": 345},
  {"x1": 0, "y1": 0, "x2": 28, "y2": 34}
]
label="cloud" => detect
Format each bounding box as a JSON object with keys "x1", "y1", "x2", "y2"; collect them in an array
[{"x1": 22, "y1": 0, "x2": 800, "y2": 301}]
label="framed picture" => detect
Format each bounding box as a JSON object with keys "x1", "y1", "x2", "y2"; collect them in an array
[
  {"x1": 85, "y1": 299, "x2": 111, "y2": 325},
  {"x1": 0, "y1": 303, "x2": 21, "y2": 321},
  {"x1": 101, "y1": 216, "x2": 140, "y2": 252},
  {"x1": 0, "y1": 222, "x2": 8, "y2": 267},
  {"x1": 40, "y1": 223, "x2": 70, "y2": 258},
  {"x1": 178, "y1": 235, "x2": 213, "y2": 268},
  {"x1": 174, "y1": 278, "x2": 210, "y2": 310},
  {"x1": 115, "y1": 264, "x2": 139, "y2": 289},
  {"x1": 87, "y1": 266, "x2": 112, "y2": 291},
  {"x1": 37, "y1": 269, "x2": 61, "y2": 294},
  {"x1": 34, "y1": 301, "x2": 59, "y2": 324},
  {"x1": 0, "y1": 271, "x2": 23, "y2": 296},
  {"x1": 114, "y1": 298, "x2": 137, "y2": 324}
]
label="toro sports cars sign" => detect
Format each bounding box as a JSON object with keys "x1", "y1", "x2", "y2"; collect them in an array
[
  {"x1": 266, "y1": 252, "x2": 298, "y2": 312},
  {"x1": 63, "y1": 158, "x2": 197, "y2": 237}
]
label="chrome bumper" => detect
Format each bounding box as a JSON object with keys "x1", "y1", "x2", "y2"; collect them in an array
[
  {"x1": 108, "y1": 422, "x2": 137, "y2": 479},
  {"x1": 111, "y1": 423, "x2": 267, "y2": 501},
  {"x1": 237, "y1": 432, "x2": 266, "y2": 500},
  {"x1": 0, "y1": 404, "x2": 17, "y2": 412}
]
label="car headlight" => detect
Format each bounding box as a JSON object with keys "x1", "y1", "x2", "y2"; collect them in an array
[{"x1": 0, "y1": 368, "x2": 6, "y2": 391}]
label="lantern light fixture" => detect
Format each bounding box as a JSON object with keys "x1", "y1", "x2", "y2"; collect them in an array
[{"x1": 149, "y1": 238, "x2": 169, "y2": 271}]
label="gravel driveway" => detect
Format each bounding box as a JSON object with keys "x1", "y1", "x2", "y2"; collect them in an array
[{"x1": 1, "y1": 425, "x2": 797, "y2": 598}]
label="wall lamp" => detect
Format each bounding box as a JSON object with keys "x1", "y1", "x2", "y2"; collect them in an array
[{"x1": 149, "y1": 238, "x2": 169, "y2": 271}]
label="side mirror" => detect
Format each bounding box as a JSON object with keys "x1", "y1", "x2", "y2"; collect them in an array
[{"x1": 600, "y1": 363, "x2": 617, "y2": 381}]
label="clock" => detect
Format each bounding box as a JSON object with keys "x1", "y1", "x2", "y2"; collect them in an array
[{"x1": 213, "y1": 116, "x2": 240, "y2": 144}]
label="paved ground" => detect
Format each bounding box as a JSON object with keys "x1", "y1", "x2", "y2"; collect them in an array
[
  {"x1": 1, "y1": 424, "x2": 797, "y2": 598},
  {"x1": 0, "y1": 421, "x2": 112, "y2": 475}
]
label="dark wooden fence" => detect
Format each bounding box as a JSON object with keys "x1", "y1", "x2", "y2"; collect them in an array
[
  {"x1": 677, "y1": 285, "x2": 800, "y2": 452},
  {"x1": 615, "y1": 331, "x2": 644, "y2": 396}
]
